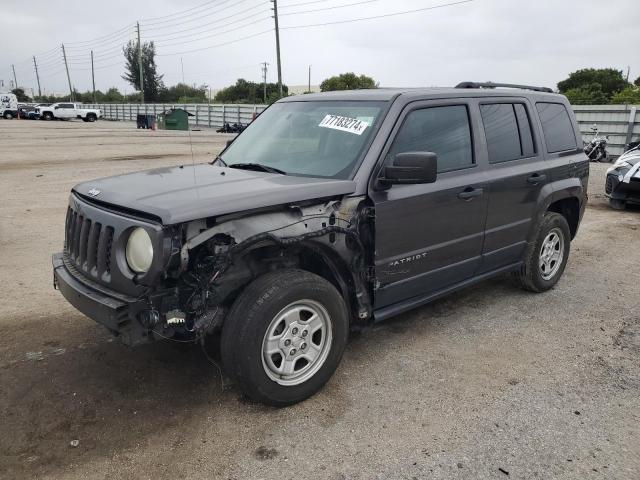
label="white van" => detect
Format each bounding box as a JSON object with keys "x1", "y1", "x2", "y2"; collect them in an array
[{"x1": 0, "y1": 93, "x2": 18, "y2": 119}]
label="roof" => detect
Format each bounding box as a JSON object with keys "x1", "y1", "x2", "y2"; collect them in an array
[{"x1": 279, "y1": 86, "x2": 562, "y2": 103}]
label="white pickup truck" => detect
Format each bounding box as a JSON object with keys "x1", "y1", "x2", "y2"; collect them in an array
[{"x1": 38, "y1": 103, "x2": 102, "y2": 122}]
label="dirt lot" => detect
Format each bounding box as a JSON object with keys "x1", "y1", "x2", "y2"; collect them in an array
[{"x1": 0, "y1": 120, "x2": 638, "y2": 480}]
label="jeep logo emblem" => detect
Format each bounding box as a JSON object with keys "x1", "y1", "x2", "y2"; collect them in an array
[{"x1": 87, "y1": 188, "x2": 101, "y2": 197}]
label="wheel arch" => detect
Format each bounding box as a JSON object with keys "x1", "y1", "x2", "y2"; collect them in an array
[
  {"x1": 226, "y1": 240, "x2": 362, "y2": 322},
  {"x1": 547, "y1": 196, "x2": 580, "y2": 239}
]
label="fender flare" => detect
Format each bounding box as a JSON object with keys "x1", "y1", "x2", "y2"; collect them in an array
[{"x1": 527, "y1": 178, "x2": 585, "y2": 243}]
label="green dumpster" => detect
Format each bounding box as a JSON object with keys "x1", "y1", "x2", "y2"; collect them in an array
[{"x1": 156, "y1": 108, "x2": 193, "y2": 131}]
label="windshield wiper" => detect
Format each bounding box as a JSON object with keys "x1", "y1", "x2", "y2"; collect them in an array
[{"x1": 228, "y1": 163, "x2": 286, "y2": 175}]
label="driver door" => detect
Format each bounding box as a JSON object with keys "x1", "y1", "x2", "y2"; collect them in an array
[{"x1": 369, "y1": 101, "x2": 489, "y2": 309}]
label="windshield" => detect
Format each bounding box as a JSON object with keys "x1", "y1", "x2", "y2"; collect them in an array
[{"x1": 220, "y1": 100, "x2": 385, "y2": 179}]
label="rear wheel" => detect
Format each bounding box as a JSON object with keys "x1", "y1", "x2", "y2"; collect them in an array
[
  {"x1": 516, "y1": 212, "x2": 570, "y2": 292},
  {"x1": 86, "y1": 114, "x2": 97, "y2": 122},
  {"x1": 221, "y1": 269, "x2": 349, "y2": 406}
]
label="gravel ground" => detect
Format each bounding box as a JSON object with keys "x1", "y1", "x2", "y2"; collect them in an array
[{"x1": 0, "y1": 120, "x2": 638, "y2": 480}]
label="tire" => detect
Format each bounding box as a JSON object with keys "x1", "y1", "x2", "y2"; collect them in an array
[
  {"x1": 516, "y1": 212, "x2": 571, "y2": 292},
  {"x1": 221, "y1": 269, "x2": 349, "y2": 406},
  {"x1": 86, "y1": 114, "x2": 97, "y2": 122},
  {"x1": 3, "y1": 111, "x2": 13, "y2": 119},
  {"x1": 42, "y1": 112, "x2": 53, "y2": 120},
  {"x1": 609, "y1": 199, "x2": 626, "y2": 210}
]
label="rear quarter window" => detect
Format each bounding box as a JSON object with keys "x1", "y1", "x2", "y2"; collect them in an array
[{"x1": 535, "y1": 102, "x2": 577, "y2": 153}]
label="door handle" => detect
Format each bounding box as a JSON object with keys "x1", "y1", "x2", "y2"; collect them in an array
[
  {"x1": 458, "y1": 187, "x2": 484, "y2": 200},
  {"x1": 527, "y1": 173, "x2": 547, "y2": 185}
]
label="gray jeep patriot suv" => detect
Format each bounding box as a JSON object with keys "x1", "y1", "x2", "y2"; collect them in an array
[{"x1": 53, "y1": 82, "x2": 588, "y2": 405}]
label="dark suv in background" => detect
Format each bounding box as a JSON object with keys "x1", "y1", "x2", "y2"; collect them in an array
[{"x1": 53, "y1": 82, "x2": 588, "y2": 405}]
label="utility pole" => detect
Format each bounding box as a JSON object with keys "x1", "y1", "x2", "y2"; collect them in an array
[
  {"x1": 271, "y1": 0, "x2": 283, "y2": 98},
  {"x1": 91, "y1": 50, "x2": 96, "y2": 104},
  {"x1": 308, "y1": 65, "x2": 311, "y2": 93},
  {"x1": 11, "y1": 65, "x2": 18, "y2": 90},
  {"x1": 136, "y1": 22, "x2": 145, "y2": 103},
  {"x1": 61, "y1": 43, "x2": 74, "y2": 101},
  {"x1": 32, "y1": 57, "x2": 42, "y2": 99},
  {"x1": 261, "y1": 62, "x2": 269, "y2": 102}
]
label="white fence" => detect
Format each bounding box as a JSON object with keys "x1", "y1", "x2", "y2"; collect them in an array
[
  {"x1": 89, "y1": 102, "x2": 640, "y2": 156},
  {"x1": 573, "y1": 104, "x2": 639, "y2": 156},
  {"x1": 85, "y1": 103, "x2": 267, "y2": 129}
]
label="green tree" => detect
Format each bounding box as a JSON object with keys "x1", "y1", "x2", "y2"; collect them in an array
[
  {"x1": 213, "y1": 79, "x2": 286, "y2": 104},
  {"x1": 122, "y1": 40, "x2": 164, "y2": 102},
  {"x1": 563, "y1": 84, "x2": 609, "y2": 105},
  {"x1": 11, "y1": 88, "x2": 31, "y2": 102},
  {"x1": 320, "y1": 72, "x2": 377, "y2": 92},
  {"x1": 634, "y1": 76, "x2": 640, "y2": 87},
  {"x1": 557, "y1": 68, "x2": 628, "y2": 103},
  {"x1": 158, "y1": 83, "x2": 209, "y2": 103},
  {"x1": 610, "y1": 86, "x2": 640, "y2": 105}
]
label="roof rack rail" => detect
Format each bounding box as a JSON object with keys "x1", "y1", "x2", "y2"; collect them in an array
[{"x1": 455, "y1": 81, "x2": 554, "y2": 93}]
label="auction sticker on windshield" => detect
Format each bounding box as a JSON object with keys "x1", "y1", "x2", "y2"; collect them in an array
[{"x1": 318, "y1": 114, "x2": 369, "y2": 135}]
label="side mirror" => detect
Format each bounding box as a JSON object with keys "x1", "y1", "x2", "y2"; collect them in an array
[
  {"x1": 54, "y1": 106, "x2": 59, "y2": 109},
  {"x1": 382, "y1": 152, "x2": 438, "y2": 185}
]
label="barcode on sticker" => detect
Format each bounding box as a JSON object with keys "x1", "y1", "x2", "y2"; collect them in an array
[{"x1": 318, "y1": 115, "x2": 369, "y2": 135}]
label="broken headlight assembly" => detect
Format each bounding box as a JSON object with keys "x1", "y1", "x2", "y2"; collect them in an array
[{"x1": 126, "y1": 227, "x2": 154, "y2": 273}]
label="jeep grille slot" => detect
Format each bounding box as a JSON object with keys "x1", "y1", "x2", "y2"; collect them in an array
[{"x1": 64, "y1": 208, "x2": 114, "y2": 281}]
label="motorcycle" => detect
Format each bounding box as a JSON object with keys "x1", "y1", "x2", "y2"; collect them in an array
[{"x1": 583, "y1": 124, "x2": 609, "y2": 162}]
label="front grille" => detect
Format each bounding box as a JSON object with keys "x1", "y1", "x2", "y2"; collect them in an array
[
  {"x1": 605, "y1": 175, "x2": 614, "y2": 194},
  {"x1": 65, "y1": 206, "x2": 114, "y2": 281}
]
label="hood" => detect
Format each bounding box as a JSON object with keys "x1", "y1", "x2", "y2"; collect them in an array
[{"x1": 73, "y1": 164, "x2": 357, "y2": 224}]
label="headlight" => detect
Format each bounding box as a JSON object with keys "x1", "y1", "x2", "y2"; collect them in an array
[{"x1": 126, "y1": 228, "x2": 153, "y2": 273}]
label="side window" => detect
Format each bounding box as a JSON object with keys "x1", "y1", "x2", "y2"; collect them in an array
[
  {"x1": 480, "y1": 103, "x2": 536, "y2": 163},
  {"x1": 387, "y1": 105, "x2": 473, "y2": 172},
  {"x1": 536, "y1": 102, "x2": 577, "y2": 153},
  {"x1": 59, "y1": 103, "x2": 73, "y2": 109}
]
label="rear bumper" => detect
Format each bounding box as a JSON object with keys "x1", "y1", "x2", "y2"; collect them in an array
[{"x1": 52, "y1": 253, "x2": 152, "y2": 345}]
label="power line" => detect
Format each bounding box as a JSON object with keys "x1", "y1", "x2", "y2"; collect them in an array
[
  {"x1": 141, "y1": 0, "x2": 242, "y2": 27},
  {"x1": 141, "y1": 0, "x2": 221, "y2": 22},
  {"x1": 279, "y1": 0, "x2": 330, "y2": 8},
  {"x1": 281, "y1": 0, "x2": 473, "y2": 29},
  {"x1": 145, "y1": 9, "x2": 269, "y2": 43},
  {"x1": 156, "y1": 28, "x2": 273, "y2": 56},
  {"x1": 280, "y1": 0, "x2": 379, "y2": 16},
  {"x1": 142, "y1": 4, "x2": 269, "y2": 39},
  {"x1": 154, "y1": 17, "x2": 272, "y2": 48}
]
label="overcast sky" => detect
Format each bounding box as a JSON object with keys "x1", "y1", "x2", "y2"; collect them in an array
[{"x1": 2, "y1": 0, "x2": 638, "y2": 97}]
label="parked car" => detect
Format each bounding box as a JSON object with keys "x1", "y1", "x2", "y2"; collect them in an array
[
  {"x1": 0, "y1": 92, "x2": 18, "y2": 119},
  {"x1": 605, "y1": 142, "x2": 640, "y2": 209},
  {"x1": 18, "y1": 105, "x2": 40, "y2": 120},
  {"x1": 52, "y1": 82, "x2": 588, "y2": 405},
  {"x1": 37, "y1": 102, "x2": 102, "y2": 122}
]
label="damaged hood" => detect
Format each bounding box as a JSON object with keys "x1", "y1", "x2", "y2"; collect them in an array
[{"x1": 73, "y1": 163, "x2": 356, "y2": 225}]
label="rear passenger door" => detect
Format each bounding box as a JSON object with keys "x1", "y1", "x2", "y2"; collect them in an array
[
  {"x1": 56, "y1": 103, "x2": 76, "y2": 119},
  {"x1": 478, "y1": 99, "x2": 547, "y2": 272}
]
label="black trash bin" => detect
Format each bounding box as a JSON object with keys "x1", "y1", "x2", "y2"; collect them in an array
[{"x1": 136, "y1": 114, "x2": 156, "y2": 129}]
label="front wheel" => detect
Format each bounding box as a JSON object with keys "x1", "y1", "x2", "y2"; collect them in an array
[
  {"x1": 221, "y1": 269, "x2": 349, "y2": 406},
  {"x1": 3, "y1": 111, "x2": 13, "y2": 119},
  {"x1": 516, "y1": 212, "x2": 570, "y2": 292},
  {"x1": 42, "y1": 112, "x2": 53, "y2": 120}
]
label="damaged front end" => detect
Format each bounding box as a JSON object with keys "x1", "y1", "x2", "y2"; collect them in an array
[{"x1": 54, "y1": 194, "x2": 374, "y2": 346}]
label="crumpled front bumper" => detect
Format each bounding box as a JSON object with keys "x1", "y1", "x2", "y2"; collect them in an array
[
  {"x1": 605, "y1": 172, "x2": 640, "y2": 204},
  {"x1": 52, "y1": 252, "x2": 152, "y2": 345}
]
